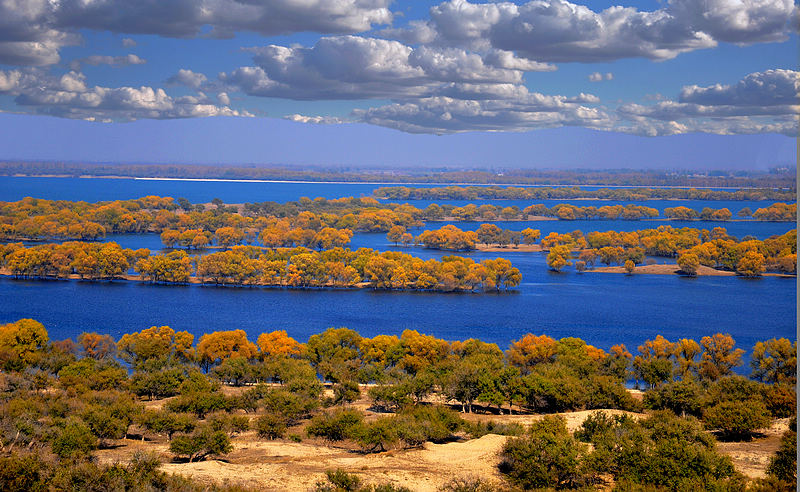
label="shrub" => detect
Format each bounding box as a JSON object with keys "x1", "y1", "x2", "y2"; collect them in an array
[
  {"x1": 50, "y1": 420, "x2": 98, "y2": 459},
  {"x1": 138, "y1": 410, "x2": 195, "y2": 440},
  {"x1": 169, "y1": 426, "x2": 232, "y2": 462},
  {"x1": 164, "y1": 391, "x2": 229, "y2": 418},
  {"x1": 255, "y1": 413, "x2": 287, "y2": 440},
  {"x1": 703, "y1": 399, "x2": 771, "y2": 440},
  {"x1": 332, "y1": 380, "x2": 361, "y2": 405},
  {"x1": 762, "y1": 384, "x2": 797, "y2": 418},
  {"x1": 261, "y1": 388, "x2": 318, "y2": 424},
  {"x1": 766, "y1": 421, "x2": 796, "y2": 485},
  {"x1": 306, "y1": 409, "x2": 364, "y2": 441},
  {"x1": 643, "y1": 379, "x2": 703, "y2": 417},
  {"x1": 438, "y1": 476, "x2": 497, "y2": 492},
  {"x1": 498, "y1": 415, "x2": 590, "y2": 490}
]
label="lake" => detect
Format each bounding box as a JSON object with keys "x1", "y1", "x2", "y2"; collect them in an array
[{"x1": 0, "y1": 176, "x2": 796, "y2": 364}]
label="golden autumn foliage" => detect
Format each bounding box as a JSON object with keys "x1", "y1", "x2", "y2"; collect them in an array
[
  {"x1": 117, "y1": 325, "x2": 195, "y2": 366},
  {"x1": 256, "y1": 330, "x2": 304, "y2": 358},
  {"x1": 0, "y1": 318, "x2": 49, "y2": 364},
  {"x1": 197, "y1": 330, "x2": 258, "y2": 368}
]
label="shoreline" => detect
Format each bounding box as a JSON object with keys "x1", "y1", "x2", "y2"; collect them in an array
[{"x1": 589, "y1": 264, "x2": 795, "y2": 277}]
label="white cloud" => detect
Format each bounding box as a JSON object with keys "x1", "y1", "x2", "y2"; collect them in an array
[
  {"x1": 617, "y1": 69, "x2": 799, "y2": 136},
  {"x1": 69, "y1": 54, "x2": 146, "y2": 70},
  {"x1": 0, "y1": 0, "x2": 393, "y2": 66},
  {"x1": 353, "y1": 93, "x2": 610, "y2": 134},
  {"x1": 122, "y1": 38, "x2": 137, "y2": 48},
  {"x1": 588, "y1": 72, "x2": 613, "y2": 82},
  {"x1": 284, "y1": 114, "x2": 346, "y2": 124},
  {"x1": 0, "y1": 68, "x2": 251, "y2": 121},
  {"x1": 382, "y1": 0, "x2": 796, "y2": 63},
  {"x1": 220, "y1": 36, "x2": 539, "y2": 100},
  {"x1": 167, "y1": 69, "x2": 208, "y2": 89}
]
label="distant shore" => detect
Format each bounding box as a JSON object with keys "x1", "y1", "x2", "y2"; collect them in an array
[
  {"x1": 4, "y1": 173, "x2": 791, "y2": 190},
  {"x1": 590, "y1": 264, "x2": 794, "y2": 277}
]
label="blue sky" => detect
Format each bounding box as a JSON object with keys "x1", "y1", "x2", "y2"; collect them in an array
[{"x1": 0, "y1": 0, "x2": 796, "y2": 168}]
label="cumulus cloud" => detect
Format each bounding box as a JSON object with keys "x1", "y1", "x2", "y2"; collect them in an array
[
  {"x1": 352, "y1": 93, "x2": 610, "y2": 134},
  {"x1": 219, "y1": 36, "x2": 542, "y2": 100},
  {"x1": 0, "y1": 0, "x2": 392, "y2": 66},
  {"x1": 69, "y1": 54, "x2": 146, "y2": 71},
  {"x1": 122, "y1": 38, "x2": 137, "y2": 48},
  {"x1": 617, "y1": 69, "x2": 799, "y2": 136},
  {"x1": 0, "y1": 68, "x2": 251, "y2": 121},
  {"x1": 167, "y1": 69, "x2": 209, "y2": 89},
  {"x1": 588, "y1": 72, "x2": 613, "y2": 82},
  {"x1": 382, "y1": 0, "x2": 796, "y2": 62},
  {"x1": 284, "y1": 114, "x2": 346, "y2": 124}
]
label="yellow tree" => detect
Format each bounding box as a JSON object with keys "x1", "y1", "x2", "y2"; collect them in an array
[
  {"x1": 547, "y1": 245, "x2": 571, "y2": 272},
  {"x1": 256, "y1": 330, "x2": 304, "y2": 358},
  {"x1": 197, "y1": 330, "x2": 258, "y2": 370},
  {"x1": 751, "y1": 338, "x2": 796, "y2": 384},
  {"x1": 506, "y1": 334, "x2": 557, "y2": 372},
  {"x1": 672, "y1": 338, "x2": 701, "y2": 379},
  {"x1": 698, "y1": 333, "x2": 744, "y2": 381},
  {"x1": 0, "y1": 318, "x2": 49, "y2": 365}
]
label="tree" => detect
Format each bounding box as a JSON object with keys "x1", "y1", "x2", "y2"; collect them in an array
[
  {"x1": 117, "y1": 325, "x2": 194, "y2": 368},
  {"x1": 672, "y1": 338, "x2": 701, "y2": 380},
  {"x1": 703, "y1": 399, "x2": 771, "y2": 440},
  {"x1": 169, "y1": 427, "x2": 232, "y2": 462},
  {"x1": 197, "y1": 330, "x2": 258, "y2": 370},
  {"x1": 77, "y1": 332, "x2": 117, "y2": 360},
  {"x1": 698, "y1": 333, "x2": 744, "y2": 381},
  {"x1": 751, "y1": 338, "x2": 796, "y2": 384},
  {"x1": 521, "y1": 228, "x2": 541, "y2": 245},
  {"x1": 676, "y1": 253, "x2": 700, "y2": 276},
  {"x1": 736, "y1": 251, "x2": 765, "y2": 277},
  {"x1": 256, "y1": 330, "x2": 304, "y2": 358},
  {"x1": 51, "y1": 420, "x2": 98, "y2": 459},
  {"x1": 624, "y1": 260, "x2": 635, "y2": 274},
  {"x1": 0, "y1": 318, "x2": 49, "y2": 366},
  {"x1": 499, "y1": 415, "x2": 589, "y2": 490},
  {"x1": 386, "y1": 225, "x2": 406, "y2": 245},
  {"x1": 547, "y1": 245, "x2": 571, "y2": 272},
  {"x1": 506, "y1": 334, "x2": 557, "y2": 372}
]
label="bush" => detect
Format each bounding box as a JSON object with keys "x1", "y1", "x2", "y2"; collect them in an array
[
  {"x1": 138, "y1": 410, "x2": 195, "y2": 440},
  {"x1": 255, "y1": 413, "x2": 287, "y2": 440},
  {"x1": 164, "y1": 391, "x2": 229, "y2": 418},
  {"x1": 766, "y1": 423, "x2": 796, "y2": 485},
  {"x1": 643, "y1": 379, "x2": 703, "y2": 417},
  {"x1": 582, "y1": 411, "x2": 741, "y2": 490},
  {"x1": 261, "y1": 388, "x2": 318, "y2": 424},
  {"x1": 467, "y1": 420, "x2": 524, "y2": 438},
  {"x1": 306, "y1": 409, "x2": 364, "y2": 441},
  {"x1": 498, "y1": 415, "x2": 590, "y2": 490},
  {"x1": 438, "y1": 476, "x2": 497, "y2": 492},
  {"x1": 169, "y1": 427, "x2": 232, "y2": 462},
  {"x1": 703, "y1": 399, "x2": 771, "y2": 440},
  {"x1": 332, "y1": 380, "x2": 361, "y2": 405},
  {"x1": 50, "y1": 420, "x2": 98, "y2": 459},
  {"x1": 762, "y1": 384, "x2": 797, "y2": 418}
]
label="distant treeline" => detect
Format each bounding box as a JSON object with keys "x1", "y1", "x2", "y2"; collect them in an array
[
  {"x1": 374, "y1": 185, "x2": 796, "y2": 201},
  {"x1": 3, "y1": 195, "x2": 795, "y2": 249},
  {"x1": 1, "y1": 161, "x2": 795, "y2": 188}
]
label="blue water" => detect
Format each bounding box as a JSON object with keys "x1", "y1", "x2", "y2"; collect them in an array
[
  {"x1": 0, "y1": 176, "x2": 796, "y2": 360},
  {"x1": 2, "y1": 177, "x2": 794, "y2": 214}
]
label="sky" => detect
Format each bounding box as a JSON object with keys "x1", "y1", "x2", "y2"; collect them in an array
[{"x1": 0, "y1": 0, "x2": 797, "y2": 169}]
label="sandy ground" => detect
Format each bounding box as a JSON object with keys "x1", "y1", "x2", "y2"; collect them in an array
[
  {"x1": 715, "y1": 418, "x2": 791, "y2": 479},
  {"x1": 589, "y1": 264, "x2": 793, "y2": 277},
  {"x1": 95, "y1": 407, "x2": 788, "y2": 491}
]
